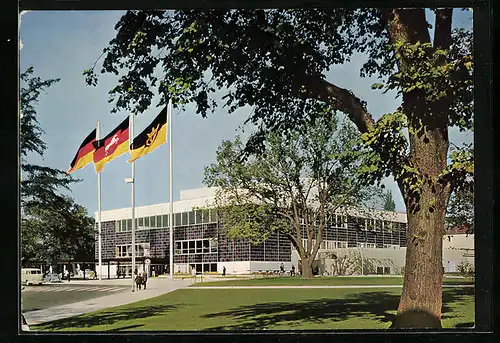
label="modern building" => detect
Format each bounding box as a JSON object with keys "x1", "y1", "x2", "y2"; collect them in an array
[
  {"x1": 94, "y1": 187, "x2": 414, "y2": 277},
  {"x1": 95, "y1": 187, "x2": 474, "y2": 277}
]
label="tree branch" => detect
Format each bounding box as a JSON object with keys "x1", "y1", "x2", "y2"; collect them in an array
[
  {"x1": 433, "y1": 8, "x2": 453, "y2": 50},
  {"x1": 301, "y1": 75, "x2": 376, "y2": 134}
]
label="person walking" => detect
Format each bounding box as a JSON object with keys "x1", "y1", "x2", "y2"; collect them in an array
[
  {"x1": 142, "y1": 270, "x2": 148, "y2": 289},
  {"x1": 222, "y1": 266, "x2": 226, "y2": 277},
  {"x1": 191, "y1": 266, "x2": 197, "y2": 283},
  {"x1": 291, "y1": 265, "x2": 296, "y2": 277}
]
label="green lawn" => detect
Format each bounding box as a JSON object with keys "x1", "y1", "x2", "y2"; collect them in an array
[
  {"x1": 33, "y1": 286, "x2": 474, "y2": 332},
  {"x1": 190, "y1": 276, "x2": 474, "y2": 287}
]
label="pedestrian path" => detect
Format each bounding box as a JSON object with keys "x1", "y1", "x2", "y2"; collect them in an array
[
  {"x1": 23, "y1": 286, "x2": 127, "y2": 293},
  {"x1": 24, "y1": 277, "x2": 193, "y2": 326},
  {"x1": 188, "y1": 284, "x2": 474, "y2": 289}
]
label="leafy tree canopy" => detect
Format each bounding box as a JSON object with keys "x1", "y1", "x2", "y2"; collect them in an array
[
  {"x1": 203, "y1": 115, "x2": 382, "y2": 276},
  {"x1": 383, "y1": 190, "x2": 396, "y2": 212},
  {"x1": 20, "y1": 67, "x2": 95, "y2": 265},
  {"x1": 85, "y1": 8, "x2": 473, "y2": 198}
]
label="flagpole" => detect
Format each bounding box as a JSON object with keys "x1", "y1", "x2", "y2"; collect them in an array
[
  {"x1": 130, "y1": 113, "x2": 136, "y2": 292},
  {"x1": 169, "y1": 99, "x2": 174, "y2": 281},
  {"x1": 97, "y1": 121, "x2": 102, "y2": 282}
]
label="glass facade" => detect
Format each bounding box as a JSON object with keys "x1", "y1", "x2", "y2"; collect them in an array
[{"x1": 102, "y1": 208, "x2": 408, "y2": 268}]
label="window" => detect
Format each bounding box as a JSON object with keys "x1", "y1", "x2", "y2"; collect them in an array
[
  {"x1": 182, "y1": 212, "x2": 188, "y2": 226},
  {"x1": 188, "y1": 211, "x2": 196, "y2": 225},
  {"x1": 138, "y1": 217, "x2": 144, "y2": 227},
  {"x1": 116, "y1": 221, "x2": 120, "y2": 232},
  {"x1": 384, "y1": 267, "x2": 391, "y2": 275},
  {"x1": 188, "y1": 241, "x2": 195, "y2": 254},
  {"x1": 127, "y1": 219, "x2": 132, "y2": 230},
  {"x1": 203, "y1": 240, "x2": 210, "y2": 253},
  {"x1": 162, "y1": 215, "x2": 168, "y2": 227},
  {"x1": 358, "y1": 242, "x2": 376, "y2": 248},
  {"x1": 116, "y1": 243, "x2": 150, "y2": 257},
  {"x1": 30, "y1": 270, "x2": 41, "y2": 274},
  {"x1": 377, "y1": 267, "x2": 384, "y2": 275},
  {"x1": 202, "y1": 210, "x2": 209, "y2": 223},
  {"x1": 195, "y1": 211, "x2": 202, "y2": 225},
  {"x1": 210, "y1": 239, "x2": 218, "y2": 253},
  {"x1": 175, "y1": 213, "x2": 182, "y2": 226},
  {"x1": 175, "y1": 242, "x2": 181, "y2": 255},
  {"x1": 150, "y1": 216, "x2": 156, "y2": 228},
  {"x1": 196, "y1": 240, "x2": 203, "y2": 254}
]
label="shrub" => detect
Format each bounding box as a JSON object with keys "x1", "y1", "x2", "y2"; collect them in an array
[{"x1": 456, "y1": 260, "x2": 474, "y2": 277}]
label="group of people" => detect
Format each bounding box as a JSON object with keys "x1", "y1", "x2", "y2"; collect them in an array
[
  {"x1": 280, "y1": 263, "x2": 296, "y2": 276},
  {"x1": 134, "y1": 269, "x2": 148, "y2": 290}
]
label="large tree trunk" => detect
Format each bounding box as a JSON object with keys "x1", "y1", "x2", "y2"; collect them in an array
[
  {"x1": 397, "y1": 100, "x2": 451, "y2": 320},
  {"x1": 383, "y1": 8, "x2": 453, "y2": 324},
  {"x1": 398, "y1": 184, "x2": 448, "y2": 317},
  {"x1": 300, "y1": 257, "x2": 314, "y2": 278}
]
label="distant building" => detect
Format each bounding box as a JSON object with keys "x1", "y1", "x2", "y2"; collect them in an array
[
  {"x1": 94, "y1": 187, "x2": 409, "y2": 277},
  {"x1": 94, "y1": 187, "x2": 473, "y2": 277}
]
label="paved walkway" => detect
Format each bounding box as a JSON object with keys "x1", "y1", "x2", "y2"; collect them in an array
[
  {"x1": 189, "y1": 284, "x2": 474, "y2": 289},
  {"x1": 23, "y1": 277, "x2": 194, "y2": 326}
]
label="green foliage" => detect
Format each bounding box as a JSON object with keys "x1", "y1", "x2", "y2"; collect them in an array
[
  {"x1": 383, "y1": 190, "x2": 396, "y2": 212},
  {"x1": 446, "y1": 187, "x2": 474, "y2": 234},
  {"x1": 20, "y1": 67, "x2": 95, "y2": 265},
  {"x1": 203, "y1": 115, "x2": 380, "y2": 261},
  {"x1": 87, "y1": 10, "x2": 473, "y2": 197},
  {"x1": 455, "y1": 260, "x2": 474, "y2": 277}
]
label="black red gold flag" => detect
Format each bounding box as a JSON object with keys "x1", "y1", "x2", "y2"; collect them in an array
[{"x1": 66, "y1": 129, "x2": 96, "y2": 174}]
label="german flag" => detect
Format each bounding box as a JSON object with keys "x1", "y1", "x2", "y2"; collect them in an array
[
  {"x1": 66, "y1": 129, "x2": 96, "y2": 174},
  {"x1": 92, "y1": 117, "x2": 129, "y2": 173},
  {"x1": 128, "y1": 107, "x2": 167, "y2": 163}
]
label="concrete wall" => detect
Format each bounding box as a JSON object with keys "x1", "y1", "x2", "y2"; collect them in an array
[
  {"x1": 291, "y1": 241, "x2": 475, "y2": 275},
  {"x1": 217, "y1": 261, "x2": 251, "y2": 274}
]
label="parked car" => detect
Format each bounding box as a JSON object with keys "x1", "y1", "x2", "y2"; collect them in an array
[
  {"x1": 21, "y1": 268, "x2": 43, "y2": 286},
  {"x1": 43, "y1": 272, "x2": 62, "y2": 283}
]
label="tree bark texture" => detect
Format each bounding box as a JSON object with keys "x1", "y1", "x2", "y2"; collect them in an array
[
  {"x1": 386, "y1": 9, "x2": 452, "y2": 319},
  {"x1": 300, "y1": 257, "x2": 314, "y2": 278}
]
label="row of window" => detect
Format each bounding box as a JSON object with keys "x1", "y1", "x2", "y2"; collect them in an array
[
  {"x1": 352, "y1": 217, "x2": 405, "y2": 232},
  {"x1": 295, "y1": 240, "x2": 402, "y2": 250},
  {"x1": 299, "y1": 239, "x2": 348, "y2": 250},
  {"x1": 116, "y1": 243, "x2": 151, "y2": 258},
  {"x1": 174, "y1": 239, "x2": 218, "y2": 255},
  {"x1": 115, "y1": 209, "x2": 216, "y2": 232}
]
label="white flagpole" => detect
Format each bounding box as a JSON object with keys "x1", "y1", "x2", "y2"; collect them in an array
[
  {"x1": 97, "y1": 121, "x2": 102, "y2": 282},
  {"x1": 130, "y1": 114, "x2": 136, "y2": 292},
  {"x1": 169, "y1": 99, "x2": 174, "y2": 281}
]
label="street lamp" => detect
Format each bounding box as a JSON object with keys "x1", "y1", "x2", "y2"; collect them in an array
[{"x1": 125, "y1": 177, "x2": 136, "y2": 292}]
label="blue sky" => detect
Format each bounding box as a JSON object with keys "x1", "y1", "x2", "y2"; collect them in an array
[{"x1": 20, "y1": 9, "x2": 473, "y2": 216}]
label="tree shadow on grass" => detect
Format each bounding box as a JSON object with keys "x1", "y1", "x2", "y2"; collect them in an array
[
  {"x1": 34, "y1": 304, "x2": 179, "y2": 331},
  {"x1": 202, "y1": 288, "x2": 474, "y2": 331}
]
